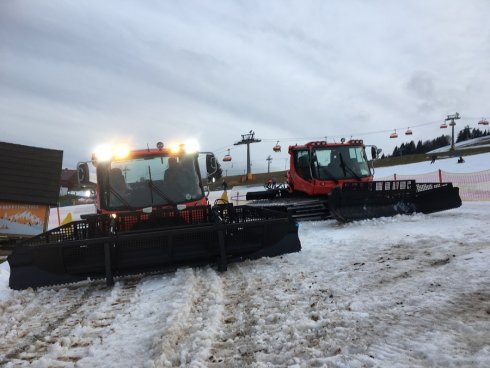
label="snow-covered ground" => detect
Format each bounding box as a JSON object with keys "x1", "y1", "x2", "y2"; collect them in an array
[
  {"x1": 0, "y1": 154, "x2": 489, "y2": 367},
  {"x1": 1, "y1": 204, "x2": 489, "y2": 367},
  {"x1": 427, "y1": 135, "x2": 490, "y2": 154},
  {"x1": 374, "y1": 152, "x2": 490, "y2": 177}
]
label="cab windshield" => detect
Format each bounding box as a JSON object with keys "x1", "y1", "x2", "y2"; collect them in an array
[
  {"x1": 105, "y1": 154, "x2": 203, "y2": 210},
  {"x1": 311, "y1": 146, "x2": 371, "y2": 180}
]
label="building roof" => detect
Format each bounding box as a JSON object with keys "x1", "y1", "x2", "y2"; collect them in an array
[
  {"x1": 60, "y1": 168, "x2": 78, "y2": 189},
  {"x1": 0, "y1": 141, "x2": 63, "y2": 206}
]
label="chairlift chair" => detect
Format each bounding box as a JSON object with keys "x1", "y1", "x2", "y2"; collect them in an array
[
  {"x1": 389, "y1": 130, "x2": 398, "y2": 139},
  {"x1": 440, "y1": 122, "x2": 448, "y2": 129},
  {"x1": 273, "y1": 141, "x2": 281, "y2": 152},
  {"x1": 405, "y1": 127, "x2": 413, "y2": 135},
  {"x1": 478, "y1": 118, "x2": 489, "y2": 126},
  {"x1": 223, "y1": 149, "x2": 232, "y2": 162}
]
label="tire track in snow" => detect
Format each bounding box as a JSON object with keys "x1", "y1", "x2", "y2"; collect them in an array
[
  {"x1": 343, "y1": 240, "x2": 490, "y2": 367},
  {"x1": 0, "y1": 282, "x2": 97, "y2": 365},
  {"x1": 366, "y1": 286, "x2": 490, "y2": 367},
  {"x1": 149, "y1": 267, "x2": 223, "y2": 368},
  {"x1": 2, "y1": 276, "x2": 141, "y2": 367},
  {"x1": 207, "y1": 264, "x2": 259, "y2": 367},
  {"x1": 206, "y1": 260, "x2": 345, "y2": 367}
]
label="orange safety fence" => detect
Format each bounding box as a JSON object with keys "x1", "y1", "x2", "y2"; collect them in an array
[{"x1": 376, "y1": 169, "x2": 490, "y2": 201}]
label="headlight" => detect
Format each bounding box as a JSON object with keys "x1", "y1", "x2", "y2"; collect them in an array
[
  {"x1": 93, "y1": 144, "x2": 130, "y2": 161},
  {"x1": 93, "y1": 145, "x2": 113, "y2": 162},
  {"x1": 169, "y1": 143, "x2": 181, "y2": 154},
  {"x1": 113, "y1": 144, "x2": 130, "y2": 159},
  {"x1": 183, "y1": 139, "x2": 200, "y2": 153}
]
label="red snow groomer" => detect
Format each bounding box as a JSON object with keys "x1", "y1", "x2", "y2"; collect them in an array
[
  {"x1": 247, "y1": 139, "x2": 462, "y2": 221},
  {"x1": 8, "y1": 141, "x2": 301, "y2": 290}
]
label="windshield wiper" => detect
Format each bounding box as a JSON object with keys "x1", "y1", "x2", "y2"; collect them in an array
[
  {"x1": 147, "y1": 165, "x2": 177, "y2": 206},
  {"x1": 316, "y1": 165, "x2": 338, "y2": 182},
  {"x1": 312, "y1": 156, "x2": 338, "y2": 182},
  {"x1": 339, "y1": 153, "x2": 361, "y2": 180},
  {"x1": 109, "y1": 187, "x2": 136, "y2": 210},
  {"x1": 148, "y1": 180, "x2": 177, "y2": 205}
]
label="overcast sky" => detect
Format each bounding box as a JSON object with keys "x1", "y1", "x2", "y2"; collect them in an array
[{"x1": 1, "y1": 0, "x2": 489, "y2": 175}]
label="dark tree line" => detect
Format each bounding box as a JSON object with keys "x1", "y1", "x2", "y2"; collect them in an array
[
  {"x1": 456, "y1": 126, "x2": 489, "y2": 143},
  {"x1": 390, "y1": 127, "x2": 489, "y2": 157},
  {"x1": 391, "y1": 135, "x2": 450, "y2": 157}
]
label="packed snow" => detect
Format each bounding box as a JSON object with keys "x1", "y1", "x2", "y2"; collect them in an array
[
  {"x1": 427, "y1": 136, "x2": 490, "y2": 154},
  {"x1": 1, "y1": 155, "x2": 489, "y2": 367},
  {"x1": 374, "y1": 152, "x2": 490, "y2": 177}
]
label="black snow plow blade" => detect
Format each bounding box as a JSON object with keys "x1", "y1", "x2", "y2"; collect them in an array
[
  {"x1": 8, "y1": 205, "x2": 301, "y2": 290},
  {"x1": 329, "y1": 180, "x2": 462, "y2": 222},
  {"x1": 247, "y1": 190, "x2": 330, "y2": 221},
  {"x1": 246, "y1": 188, "x2": 290, "y2": 200},
  {"x1": 248, "y1": 199, "x2": 330, "y2": 221}
]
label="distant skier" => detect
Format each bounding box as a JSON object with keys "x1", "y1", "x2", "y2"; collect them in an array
[
  {"x1": 430, "y1": 155, "x2": 437, "y2": 164},
  {"x1": 457, "y1": 156, "x2": 465, "y2": 164}
]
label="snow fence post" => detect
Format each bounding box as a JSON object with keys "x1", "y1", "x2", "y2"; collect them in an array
[{"x1": 438, "y1": 169, "x2": 443, "y2": 183}]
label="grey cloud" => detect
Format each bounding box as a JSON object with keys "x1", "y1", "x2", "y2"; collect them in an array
[
  {"x1": 1, "y1": 0, "x2": 489, "y2": 172},
  {"x1": 406, "y1": 72, "x2": 435, "y2": 99}
]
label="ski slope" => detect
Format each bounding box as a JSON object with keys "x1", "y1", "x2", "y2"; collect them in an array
[
  {"x1": 374, "y1": 152, "x2": 490, "y2": 177},
  {"x1": 0, "y1": 155, "x2": 489, "y2": 367}
]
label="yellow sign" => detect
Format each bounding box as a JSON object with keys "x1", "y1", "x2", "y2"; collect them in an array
[{"x1": 0, "y1": 202, "x2": 49, "y2": 237}]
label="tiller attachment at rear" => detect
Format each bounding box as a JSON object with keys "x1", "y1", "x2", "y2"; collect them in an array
[
  {"x1": 329, "y1": 180, "x2": 462, "y2": 222},
  {"x1": 8, "y1": 205, "x2": 301, "y2": 290}
]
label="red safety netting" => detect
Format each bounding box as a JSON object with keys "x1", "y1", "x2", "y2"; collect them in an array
[{"x1": 377, "y1": 169, "x2": 490, "y2": 201}]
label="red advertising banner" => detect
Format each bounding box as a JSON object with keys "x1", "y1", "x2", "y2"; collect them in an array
[{"x1": 0, "y1": 202, "x2": 49, "y2": 237}]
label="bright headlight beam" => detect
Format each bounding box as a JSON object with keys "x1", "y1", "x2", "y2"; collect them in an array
[
  {"x1": 93, "y1": 143, "x2": 130, "y2": 161},
  {"x1": 169, "y1": 143, "x2": 181, "y2": 154},
  {"x1": 114, "y1": 144, "x2": 130, "y2": 159},
  {"x1": 94, "y1": 145, "x2": 113, "y2": 162},
  {"x1": 184, "y1": 139, "x2": 200, "y2": 153}
]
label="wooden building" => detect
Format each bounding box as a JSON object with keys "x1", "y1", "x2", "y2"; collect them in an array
[{"x1": 0, "y1": 141, "x2": 63, "y2": 238}]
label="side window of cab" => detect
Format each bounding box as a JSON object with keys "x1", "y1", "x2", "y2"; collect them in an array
[{"x1": 294, "y1": 150, "x2": 311, "y2": 180}]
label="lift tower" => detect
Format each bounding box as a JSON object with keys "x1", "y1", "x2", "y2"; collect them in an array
[
  {"x1": 266, "y1": 155, "x2": 272, "y2": 173},
  {"x1": 445, "y1": 112, "x2": 460, "y2": 151},
  {"x1": 234, "y1": 131, "x2": 261, "y2": 181}
]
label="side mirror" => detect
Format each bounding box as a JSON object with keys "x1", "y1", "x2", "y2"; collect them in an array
[
  {"x1": 77, "y1": 162, "x2": 90, "y2": 184},
  {"x1": 206, "y1": 154, "x2": 217, "y2": 174},
  {"x1": 371, "y1": 146, "x2": 378, "y2": 160}
]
